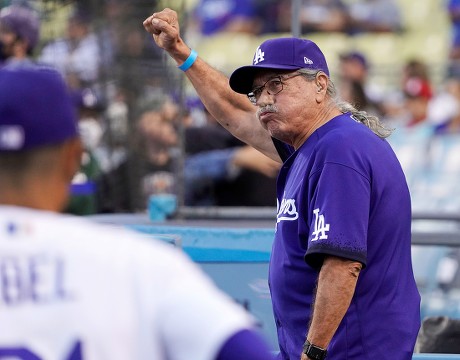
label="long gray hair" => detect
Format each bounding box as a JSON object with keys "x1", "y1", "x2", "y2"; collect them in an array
[{"x1": 297, "y1": 69, "x2": 393, "y2": 139}]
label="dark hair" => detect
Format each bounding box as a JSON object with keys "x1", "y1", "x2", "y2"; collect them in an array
[{"x1": 349, "y1": 80, "x2": 369, "y2": 111}]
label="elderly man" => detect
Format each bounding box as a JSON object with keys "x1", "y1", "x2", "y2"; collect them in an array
[{"x1": 144, "y1": 8, "x2": 421, "y2": 360}]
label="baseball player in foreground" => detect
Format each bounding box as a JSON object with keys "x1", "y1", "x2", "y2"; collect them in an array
[
  {"x1": 144, "y1": 8, "x2": 421, "y2": 360},
  {"x1": 0, "y1": 66, "x2": 274, "y2": 359}
]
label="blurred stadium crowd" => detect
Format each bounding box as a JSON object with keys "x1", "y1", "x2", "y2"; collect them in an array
[{"x1": 1, "y1": 0, "x2": 460, "y2": 215}]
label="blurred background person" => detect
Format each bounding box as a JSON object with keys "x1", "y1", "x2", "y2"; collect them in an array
[
  {"x1": 384, "y1": 59, "x2": 434, "y2": 128},
  {"x1": 447, "y1": 0, "x2": 460, "y2": 77},
  {"x1": 39, "y1": 5, "x2": 101, "y2": 86},
  {"x1": 429, "y1": 76, "x2": 460, "y2": 134},
  {"x1": 347, "y1": 0, "x2": 402, "y2": 34},
  {"x1": 337, "y1": 51, "x2": 386, "y2": 117},
  {"x1": 183, "y1": 106, "x2": 279, "y2": 207},
  {"x1": 338, "y1": 77, "x2": 379, "y2": 115},
  {"x1": 276, "y1": 0, "x2": 349, "y2": 34},
  {"x1": 190, "y1": 0, "x2": 261, "y2": 36},
  {"x1": 0, "y1": 3, "x2": 40, "y2": 68},
  {"x1": 66, "y1": 87, "x2": 106, "y2": 215}
]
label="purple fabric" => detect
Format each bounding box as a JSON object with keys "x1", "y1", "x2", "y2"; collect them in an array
[
  {"x1": 229, "y1": 37, "x2": 329, "y2": 94},
  {"x1": 216, "y1": 329, "x2": 275, "y2": 360},
  {"x1": 195, "y1": 0, "x2": 256, "y2": 36},
  {"x1": 270, "y1": 113, "x2": 420, "y2": 359},
  {"x1": 448, "y1": 0, "x2": 460, "y2": 46},
  {"x1": 0, "y1": 67, "x2": 78, "y2": 151}
]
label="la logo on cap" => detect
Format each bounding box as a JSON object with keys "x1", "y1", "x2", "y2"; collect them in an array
[{"x1": 253, "y1": 46, "x2": 265, "y2": 65}]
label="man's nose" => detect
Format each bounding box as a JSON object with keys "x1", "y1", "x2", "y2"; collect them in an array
[{"x1": 256, "y1": 88, "x2": 274, "y2": 106}]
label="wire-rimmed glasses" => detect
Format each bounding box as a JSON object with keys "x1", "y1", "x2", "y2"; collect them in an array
[{"x1": 247, "y1": 72, "x2": 303, "y2": 105}]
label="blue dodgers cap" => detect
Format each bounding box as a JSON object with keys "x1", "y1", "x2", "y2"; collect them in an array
[
  {"x1": 229, "y1": 37, "x2": 329, "y2": 94},
  {"x1": 0, "y1": 67, "x2": 78, "y2": 151}
]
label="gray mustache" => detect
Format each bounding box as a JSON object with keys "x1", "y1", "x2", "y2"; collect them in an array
[{"x1": 257, "y1": 105, "x2": 278, "y2": 118}]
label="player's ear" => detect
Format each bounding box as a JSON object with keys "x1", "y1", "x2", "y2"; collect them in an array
[{"x1": 61, "y1": 138, "x2": 83, "y2": 183}]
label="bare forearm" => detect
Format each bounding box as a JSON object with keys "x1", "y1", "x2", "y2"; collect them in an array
[
  {"x1": 178, "y1": 50, "x2": 280, "y2": 161},
  {"x1": 306, "y1": 256, "x2": 361, "y2": 350},
  {"x1": 143, "y1": 9, "x2": 280, "y2": 162},
  {"x1": 185, "y1": 58, "x2": 257, "y2": 134},
  {"x1": 163, "y1": 38, "x2": 254, "y2": 124}
]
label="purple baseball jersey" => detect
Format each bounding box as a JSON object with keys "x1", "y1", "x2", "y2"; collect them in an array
[{"x1": 270, "y1": 113, "x2": 420, "y2": 359}]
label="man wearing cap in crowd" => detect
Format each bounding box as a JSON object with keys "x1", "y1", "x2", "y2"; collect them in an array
[
  {"x1": 0, "y1": 4, "x2": 40, "y2": 68},
  {"x1": 0, "y1": 66, "x2": 276, "y2": 359},
  {"x1": 144, "y1": 8, "x2": 421, "y2": 360},
  {"x1": 339, "y1": 51, "x2": 368, "y2": 84},
  {"x1": 338, "y1": 51, "x2": 386, "y2": 117}
]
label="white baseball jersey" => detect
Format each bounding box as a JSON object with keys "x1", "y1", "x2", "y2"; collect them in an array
[{"x1": 0, "y1": 206, "x2": 254, "y2": 360}]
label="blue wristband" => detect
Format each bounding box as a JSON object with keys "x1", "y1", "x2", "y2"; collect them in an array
[{"x1": 178, "y1": 49, "x2": 198, "y2": 72}]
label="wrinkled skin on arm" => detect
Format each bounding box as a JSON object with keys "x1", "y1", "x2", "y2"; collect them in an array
[{"x1": 142, "y1": 8, "x2": 281, "y2": 162}]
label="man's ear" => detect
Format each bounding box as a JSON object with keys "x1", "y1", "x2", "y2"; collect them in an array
[
  {"x1": 315, "y1": 73, "x2": 329, "y2": 103},
  {"x1": 61, "y1": 138, "x2": 83, "y2": 183},
  {"x1": 315, "y1": 72, "x2": 328, "y2": 93}
]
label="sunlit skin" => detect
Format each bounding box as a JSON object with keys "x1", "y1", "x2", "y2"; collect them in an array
[{"x1": 253, "y1": 70, "x2": 341, "y2": 150}]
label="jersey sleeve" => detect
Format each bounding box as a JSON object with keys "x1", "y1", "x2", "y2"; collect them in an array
[
  {"x1": 304, "y1": 162, "x2": 369, "y2": 269},
  {"x1": 138, "y1": 243, "x2": 256, "y2": 360}
]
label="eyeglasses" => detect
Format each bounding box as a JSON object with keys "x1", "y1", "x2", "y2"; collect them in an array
[{"x1": 247, "y1": 72, "x2": 303, "y2": 105}]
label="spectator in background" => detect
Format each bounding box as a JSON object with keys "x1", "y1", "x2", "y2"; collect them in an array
[
  {"x1": 347, "y1": 0, "x2": 402, "y2": 34},
  {"x1": 252, "y1": 0, "x2": 280, "y2": 34},
  {"x1": 202, "y1": 146, "x2": 279, "y2": 207},
  {"x1": 402, "y1": 59, "x2": 433, "y2": 91},
  {"x1": 184, "y1": 106, "x2": 279, "y2": 207},
  {"x1": 191, "y1": 0, "x2": 261, "y2": 36},
  {"x1": 429, "y1": 77, "x2": 460, "y2": 134},
  {"x1": 385, "y1": 74, "x2": 435, "y2": 193},
  {"x1": 137, "y1": 108, "x2": 178, "y2": 201},
  {"x1": 277, "y1": 0, "x2": 349, "y2": 34},
  {"x1": 66, "y1": 87, "x2": 106, "y2": 215},
  {"x1": 401, "y1": 76, "x2": 433, "y2": 127},
  {"x1": 184, "y1": 103, "x2": 243, "y2": 152},
  {"x1": 0, "y1": 3, "x2": 40, "y2": 68},
  {"x1": 447, "y1": 0, "x2": 460, "y2": 77},
  {"x1": 184, "y1": 145, "x2": 279, "y2": 206},
  {"x1": 338, "y1": 78, "x2": 377, "y2": 114},
  {"x1": 338, "y1": 51, "x2": 385, "y2": 116},
  {"x1": 96, "y1": 99, "x2": 179, "y2": 213},
  {"x1": 338, "y1": 51, "x2": 368, "y2": 83},
  {"x1": 39, "y1": 5, "x2": 101, "y2": 86},
  {"x1": 384, "y1": 59, "x2": 434, "y2": 127}
]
